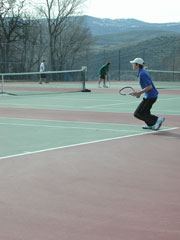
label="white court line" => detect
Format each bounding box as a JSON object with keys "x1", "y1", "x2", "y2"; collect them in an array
[
  {"x1": 0, "y1": 96, "x2": 179, "y2": 110},
  {"x1": 0, "y1": 116, "x2": 161, "y2": 127},
  {"x1": 84, "y1": 100, "x2": 139, "y2": 109},
  {"x1": 82, "y1": 96, "x2": 180, "y2": 109},
  {"x1": 159, "y1": 97, "x2": 180, "y2": 101},
  {"x1": 0, "y1": 127, "x2": 178, "y2": 160},
  {"x1": 0, "y1": 122, "x2": 141, "y2": 133},
  {"x1": 1, "y1": 117, "x2": 178, "y2": 129},
  {"x1": 0, "y1": 103, "x2": 77, "y2": 109},
  {"x1": 0, "y1": 99, "x2": 136, "y2": 109},
  {"x1": 154, "y1": 110, "x2": 180, "y2": 114}
]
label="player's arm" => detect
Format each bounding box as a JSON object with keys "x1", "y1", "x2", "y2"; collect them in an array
[{"x1": 131, "y1": 85, "x2": 152, "y2": 98}]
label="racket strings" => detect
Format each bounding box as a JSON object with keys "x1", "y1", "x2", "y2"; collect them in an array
[{"x1": 119, "y1": 86, "x2": 134, "y2": 95}]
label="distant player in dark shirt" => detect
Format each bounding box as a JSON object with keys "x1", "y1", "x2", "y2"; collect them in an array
[{"x1": 98, "y1": 62, "x2": 111, "y2": 88}]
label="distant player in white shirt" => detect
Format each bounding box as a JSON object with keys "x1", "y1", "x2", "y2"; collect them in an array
[{"x1": 39, "y1": 59, "x2": 47, "y2": 84}]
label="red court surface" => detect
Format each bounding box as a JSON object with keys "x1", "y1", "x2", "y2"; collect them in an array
[{"x1": 0, "y1": 107, "x2": 180, "y2": 240}]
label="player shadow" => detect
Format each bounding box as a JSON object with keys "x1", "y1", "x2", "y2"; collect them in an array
[{"x1": 156, "y1": 130, "x2": 180, "y2": 139}]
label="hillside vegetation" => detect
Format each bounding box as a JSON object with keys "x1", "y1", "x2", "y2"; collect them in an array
[{"x1": 75, "y1": 16, "x2": 180, "y2": 81}]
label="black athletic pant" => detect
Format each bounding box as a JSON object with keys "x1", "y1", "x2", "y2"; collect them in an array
[{"x1": 134, "y1": 98, "x2": 158, "y2": 126}]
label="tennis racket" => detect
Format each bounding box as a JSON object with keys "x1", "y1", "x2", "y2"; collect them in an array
[
  {"x1": 106, "y1": 72, "x2": 111, "y2": 87},
  {"x1": 119, "y1": 86, "x2": 135, "y2": 96}
]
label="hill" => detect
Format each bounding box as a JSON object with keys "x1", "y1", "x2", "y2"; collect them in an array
[
  {"x1": 83, "y1": 16, "x2": 180, "y2": 36},
  {"x1": 80, "y1": 34, "x2": 180, "y2": 81},
  {"x1": 73, "y1": 16, "x2": 180, "y2": 81},
  {"x1": 93, "y1": 30, "x2": 179, "y2": 48}
]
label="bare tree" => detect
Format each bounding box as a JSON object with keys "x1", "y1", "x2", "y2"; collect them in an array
[
  {"x1": 0, "y1": 0, "x2": 92, "y2": 73},
  {"x1": 15, "y1": 18, "x2": 48, "y2": 72},
  {"x1": 36, "y1": 0, "x2": 91, "y2": 71},
  {"x1": 56, "y1": 17, "x2": 92, "y2": 69},
  {"x1": 0, "y1": 0, "x2": 27, "y2": 72}
]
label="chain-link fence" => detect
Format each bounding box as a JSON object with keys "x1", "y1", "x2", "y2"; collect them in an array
[
  {"x1": 74, "y1": 35, "x2": 180, "y2": 82},
  {"x1": 1, "y1": 37, "x2": 180, "y2": 82}
]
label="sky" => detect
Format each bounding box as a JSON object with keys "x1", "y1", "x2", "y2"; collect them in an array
[{"x1": 84, "y1": 0, "x2": 180, "y2": 23}]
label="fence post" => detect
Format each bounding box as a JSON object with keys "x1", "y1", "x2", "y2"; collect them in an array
[{"x1": 118, "y1": 50, "x2": 121, "y2": 81}]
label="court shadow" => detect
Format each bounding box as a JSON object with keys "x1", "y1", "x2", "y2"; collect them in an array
[{"x1": 156, "y1": 131, "x2": 180, "y2": 139}]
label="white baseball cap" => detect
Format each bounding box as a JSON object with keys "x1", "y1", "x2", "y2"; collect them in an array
[{"x1": 130, "y1": 58, "x2": 144, "y2": 65}]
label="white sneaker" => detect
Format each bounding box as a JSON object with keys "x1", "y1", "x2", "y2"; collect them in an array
[
  {"x1": 103, "y1": 85, "x2": 108, "y2": 88},
  {"x1": 98, "y1": 85, "x2": 101, "y2": 88},
  {"x1": 152, "y1": 117, "x2": 165, "y2": 131},
  {"x1": 142, "y1": 125, "x2": 152, "y2": 129}
]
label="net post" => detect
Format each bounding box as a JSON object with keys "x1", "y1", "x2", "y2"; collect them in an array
[
  {"x1": 81, "y1": 66, "x2": 91, "y2": 92},
  {"x1": 81, "y1": 66, "x2": 87, "y2": 90},
  {"x1": 1, "y1": 74, "x2": 4, "y2": 94}
]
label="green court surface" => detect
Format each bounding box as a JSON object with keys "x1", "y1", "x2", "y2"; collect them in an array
[
  {"x1": 1, "y1": 81, "x2": 179, "y2": 159},
  {"x1": 86, "y1": 81, "x2": 180, "y2": 90},
  {"x1": 0, "y1": 91, "x2": 180, "y2": 115},
  {"x1": 0, "y1": 117, "x2": 175, "y2": 159}
]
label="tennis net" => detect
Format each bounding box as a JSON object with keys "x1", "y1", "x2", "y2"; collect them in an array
[
  {"x1": 0, "y1": 67, "x2": 88, "y2": 96},
  {"x1": 147, "y1": 69, "x2": 180, "y2": 82}
]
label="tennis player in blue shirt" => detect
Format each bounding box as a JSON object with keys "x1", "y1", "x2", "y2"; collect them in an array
[{"x1": 130, "y1": 58, "x2": 165, "y2": 130}]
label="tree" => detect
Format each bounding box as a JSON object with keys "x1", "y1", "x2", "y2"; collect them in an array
[
  {"x1": 36, "y1": 0, "x2": 91, "y2": 70},
  {"x1": 15, "y1": 18, "x2": 48, "y2": 72},
  {"x1": 0, "y1": 0, "x2": 26, "y2": 72},
  {"x1": 52, "y1": 16, "x2": 92, "y2": 69},
  {"x1": 0, "y1": 0, "x2": 92, "y2": 73}
]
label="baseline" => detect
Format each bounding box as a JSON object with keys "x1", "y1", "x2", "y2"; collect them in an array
[{"x1": 0, "y1": 123, "x2": 177, "y2": 160}]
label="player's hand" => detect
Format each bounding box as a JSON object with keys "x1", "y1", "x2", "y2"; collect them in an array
[{"x1": 131, "y1": 91, "x2": 141, "y2": 98}]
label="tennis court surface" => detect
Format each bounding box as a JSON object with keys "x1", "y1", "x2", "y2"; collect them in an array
[{"x1": 0, "y1": 81, "x2": 180, "y2": 240}]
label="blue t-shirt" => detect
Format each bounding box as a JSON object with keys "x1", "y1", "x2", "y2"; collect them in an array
[{"x1": 138, "y1": 69, "x2": 158, "y2": 99}]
